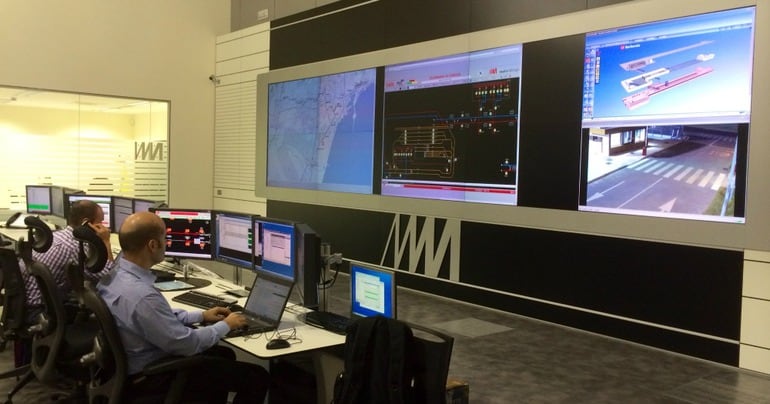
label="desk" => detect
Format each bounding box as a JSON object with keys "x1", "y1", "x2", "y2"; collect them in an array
[{"x1": 160, "y1": 275, "x2": 345, "y2": 404}]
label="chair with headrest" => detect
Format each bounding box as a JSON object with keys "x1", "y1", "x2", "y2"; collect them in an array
[
  {"x1": 406, "y1": 321, "x2": 455, "y2": 404},
  {"x1": 78, "y1": 282, "x2": 214, "y2": 404},
  {"x1": 0, "y1": 240, "x2": 36, "y2": 402},
  {"x1": 21, "y1": 216, "x2": 96, "y2": 401}
]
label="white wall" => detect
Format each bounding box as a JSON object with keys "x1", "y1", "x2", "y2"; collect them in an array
[{"x1": 0, "y1": 1, "x2": 230, "y2": 208}]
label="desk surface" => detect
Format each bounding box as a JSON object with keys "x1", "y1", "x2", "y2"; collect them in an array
[
  {"x1": 160, "y1": 276, "x2": 345, "y2": 359},
  {"x1": 1, "y1": 226, "x2": 346, "y2": 359}
]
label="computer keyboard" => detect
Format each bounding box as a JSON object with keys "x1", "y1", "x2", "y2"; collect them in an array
[
  {"x1": 172, "y1": 290, "x2": 233, "y2": 309},
  {"x1": 303, "y1": 311, "x2": 353, "y2": 335}
]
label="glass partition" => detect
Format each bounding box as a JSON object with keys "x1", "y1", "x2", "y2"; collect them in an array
[{"x1": 0, "y1": 86, "x2": 169, "y2": 211}]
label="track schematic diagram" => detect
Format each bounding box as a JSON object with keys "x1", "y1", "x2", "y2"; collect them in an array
[
  {"x1": 165, "y1": 218, "x2": 211, "y2": 251},
  {"x1": 617, "y1": 40, "x2": 716, "y2": 110},
  {"x1": 384, "y1": 79, "x2": 518, "y2": 182}
]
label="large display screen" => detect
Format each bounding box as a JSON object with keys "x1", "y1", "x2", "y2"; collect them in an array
[
  {"x1": 381, "y1": 44, "x2": 522, "y2": 205},
  {"x1": 579, "y1": 7, "x2": 754, "y2": 223},
  {"x1": 267, "y1": 68, "x2": 378, "y2": 194}
]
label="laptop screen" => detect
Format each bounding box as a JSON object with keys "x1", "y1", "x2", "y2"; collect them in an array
[{"x1": 244, "y1": 275, "x2": 293, "y2": 323}]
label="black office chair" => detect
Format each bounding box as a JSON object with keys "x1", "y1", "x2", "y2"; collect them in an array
[
  {"x1": 0, "y1": 241, "x2": 36, "y2": 402},
  {"x1": 77, "y1": 281, "x2": 215, "y2": 404},
  {"x1": 21, "y1": 216, "x2": 96, "y2": 402},
  {"x1": 406, "y1": 322, "x2": 454, "y2": 404},
  {"x1": 333, "y1": 317, "x2": 454, "y2": 404}
]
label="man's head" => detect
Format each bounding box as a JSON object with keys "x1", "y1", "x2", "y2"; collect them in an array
[
  {"x1": 118, "y1": 211, "x2": 166, "y2": 268},
  {"x1": 68, "y1": 200, "x2": 104, "y2": 227}
]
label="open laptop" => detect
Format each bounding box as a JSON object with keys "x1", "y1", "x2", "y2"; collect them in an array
[{"x1": 226, "y1": 273, "x2": 294, "y2": 338}]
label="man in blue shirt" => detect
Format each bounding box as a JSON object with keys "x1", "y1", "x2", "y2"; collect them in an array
[{"x1": 98, "y1": 211, "x2": 269, "y2": 403}]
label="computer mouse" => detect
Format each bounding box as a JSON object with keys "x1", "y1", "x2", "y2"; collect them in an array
[
  {"x1": 266, "y1": 338, "x2": 291, "y2": 350},
  {"x1": 228, "y1": 303, "x2": 244, "y2": 312}
]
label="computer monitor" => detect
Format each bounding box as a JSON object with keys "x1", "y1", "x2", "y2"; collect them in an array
[
  {"x1": 253, "y1": 216, "x2": 296, "y2": 281},
  {"x1": 152, "y1": 208, "x2": 213, "y2": 260},
  {"x1": 66, "y1": 194, "x2": 113, "y2": 230},
  {"x1": 25, "y1": 185, "x2": 52, "y2": 215},
  {"x1": 133, "y1": 198, "x2": 157, "y2": 213},
  {"x1": 349, "y1": 261, "x2": 397, "y2": 319},
  {"x1": 295, "y1": 223, "x2": 323, "y2": 310},
  {"x1": 213, "y1": 211, "x2": 254, "y2": 268},
  {"x1": 112, "y1": 196, "x2": 133, "y2": 233}
]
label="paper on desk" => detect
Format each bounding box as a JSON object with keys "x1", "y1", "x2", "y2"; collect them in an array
[{"x1": 154, "y1": 280, "x2": 196, "y2": 291}]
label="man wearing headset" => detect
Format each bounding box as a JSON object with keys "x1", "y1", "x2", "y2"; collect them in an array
[{"x1": 21, "y1": 199, "x2": 114, "y2": 320}]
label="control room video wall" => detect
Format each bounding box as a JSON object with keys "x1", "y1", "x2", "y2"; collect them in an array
[{"x1": 256, "y1": 3, "x2": 761, "y2": 251}]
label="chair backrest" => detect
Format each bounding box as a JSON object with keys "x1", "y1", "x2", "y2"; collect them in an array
[
  {"x1": 0, "y1": 244, "x2": 28, "y2": 346},
  {"x1": 26, "y1": 260, "x2": 68, "y2": 384},
  {"x1": 333, "y1": 317, "x2": 454, "y2": 404},
  {"x1": 406, "y1": 322, "x2": 454, "y2": 404},
  {"x1": 78, "y1": 283, "x2": 128, "y2": 404}
]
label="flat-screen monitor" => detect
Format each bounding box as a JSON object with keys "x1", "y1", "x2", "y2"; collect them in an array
[
  {"x1": 579, "y1": 7, "x2": 754, "y2": 223},
  {"x1": 111, "y1": 196, "x2": 133, "y2": 233},
  {"x1": 213, "y1": 211, "x2": 254, "y2": 268},
  {"x1": 153, "y1": 208, "x2": 213, "y2": 260},
  {"x1": 253, "y1": 217, "x2": 296, "y2": 281},
  {"x1": 25, "y1": 185, "x2": 52, "y2": 215},
  {"x1": 349, "y1": 261, "x2": 396, "y2": 319},
  {"x1": 267, "y1": 67, "x2": 378, "y2": 194},
  {"x1": 381, "y1": 44, "x2": 522, "y2": 205},
  {"x1": 66, "y1": 194, "x2": 113, "y2": 230},
  {"x1": 133, "y1": 198, "x2": 157, "y2": 213}
]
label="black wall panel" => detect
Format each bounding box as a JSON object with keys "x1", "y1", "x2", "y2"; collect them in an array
[
  {"x1": 382, "y1": 0, "x2": 471, "y2": 49},
  {"x1": 269, "y1": 200, "x2": 742, "y2": 365},
  {"x1": 319, "y1": 2, "x2": 386, "y2": 62},
  {"x1": 516, "y1": 35, "x2": 584, "y2": 209},
  {"x1": 460, "y1": 221, "x2": 742, "y2": 339},
  {"x1": 470, "y1": 0, "x2": 586, "y2": 32},
  {"x1": 270, "y1": 18, "x2": 323, "y2": 69}
]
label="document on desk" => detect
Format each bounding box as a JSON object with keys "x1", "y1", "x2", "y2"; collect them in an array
[{"x1": 154, "y1": 280, "x2": 196, "y2": 291}]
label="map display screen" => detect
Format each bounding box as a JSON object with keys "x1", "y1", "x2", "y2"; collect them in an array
[{"x1": 267, "y1": 68, "x2": 377, "y2": 194}]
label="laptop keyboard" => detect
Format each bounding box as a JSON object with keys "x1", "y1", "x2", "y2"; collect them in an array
[
  {"x1": 303, "y1": 311, "x2": 352, "y2": 335},
  {"x1": 172, "y1": 290, "x2": 231, "y2": 309}
]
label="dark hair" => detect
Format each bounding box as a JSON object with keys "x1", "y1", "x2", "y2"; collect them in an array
[
  {"x1": 68, "y1": 200, "x2": 101, "y2": 227},
  {"x1": 119, "y1": 216, "x2": 164, "y2": 253}
]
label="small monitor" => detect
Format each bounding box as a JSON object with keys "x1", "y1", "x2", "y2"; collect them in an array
[
  {"x1": 66, "y1": 194, "x2": 113, "y2": 230},
  {"x1": 25, "y1": 185, "x2": 52, "y2": 215},
  {"x1": 349, "y1": 261, "x2": 397, "y2": 319},
  {"x1": 213, "y1": 211, "x2": 254, "y2": 268},
  {"x1": 153, "y1": 208, "x2": 213, "y2": 260},
  {"x1": 253, "y1": 217, "x2": 296, "y2": 281},
  {"x1": 49, "y1": 186, "x2": 77, "y2": 218},
  {"x1": 112, "y1": 196, "x2": 133, "y2": 233}
]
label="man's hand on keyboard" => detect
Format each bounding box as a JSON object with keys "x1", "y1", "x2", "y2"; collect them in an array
[
  {"x1": 223, "y1": 312, "x2": 247, "y2": 330},
  {"x1": 203, "y1": 306, "x2": 232, "y2": 322}
]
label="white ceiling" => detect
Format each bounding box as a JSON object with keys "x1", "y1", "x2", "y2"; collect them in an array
[{"x1": 0, "y1": 87, "x2": 163, "y2": 114}]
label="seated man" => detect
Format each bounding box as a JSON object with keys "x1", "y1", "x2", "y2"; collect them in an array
[
  {"x1": 97, "y1": 211, "x2": 269, "y2": 403},
  {"x1": 22, "y1": 199, "x2": 114, "y2": 321}
]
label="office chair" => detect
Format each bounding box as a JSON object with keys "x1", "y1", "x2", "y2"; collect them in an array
[
  {"x1": 333, "y1": 318, "x2": 454, "y2": 404},
  {"x1": 77, "y1": 281, "x2": 217, "y2": 404},
  {"x1": 0, "y1": 242, "x2": 36, "y2": 402},
  {"x1": 406, "y1": 322, "x2": 454, "y2": 404},
  {"x1": 21, "y1": 216, "x2": 96, "y2": 402}
]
